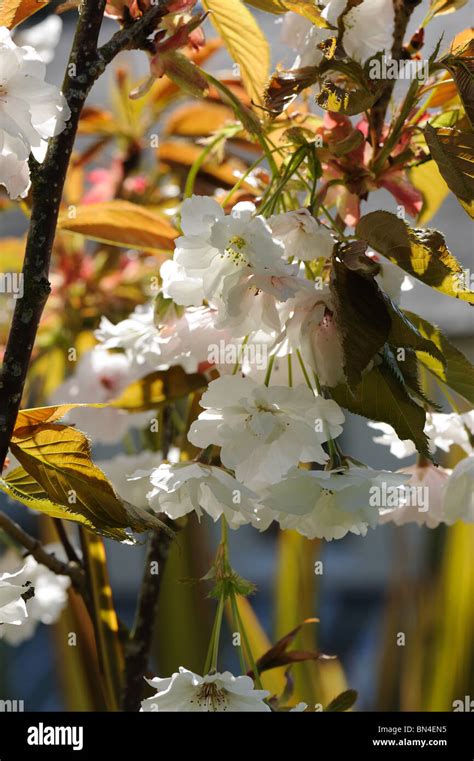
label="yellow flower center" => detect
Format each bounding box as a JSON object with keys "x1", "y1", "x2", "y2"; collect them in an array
[{"x1": 224, "y1": 235, "x2": 248, "y2": 265}]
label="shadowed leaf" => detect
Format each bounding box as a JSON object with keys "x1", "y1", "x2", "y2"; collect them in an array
[{"x1": 325, "y1": 689, "x2": 358, "y2": 712}]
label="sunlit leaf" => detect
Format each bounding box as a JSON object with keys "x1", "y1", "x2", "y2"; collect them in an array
[
  {"x1": 110, "y1": 367, "x2": 206, "y2": 413},
  {"x1": 410, "y1": 159, "x2": 450, "y2": 224},
  {"x1": 9, "y1": 422, "x2": 169, "y2": 537},
  {"x1": 245, "y1": 0, "x2": 330, "y2": 26},
  {"x1": 15, "y1": 403, "x2": 104, "y2": 430},
  {"x1": 424, "y1": 126, "x2": 474, "y2": 219},
  {"x1": 430, "y1": 0, "x2": 468, "y2": 18},
  {"x1": 202, "y1": 0, "x2": 270, "y2": 106},
  {"x1": 356, "y1": 211, "x2": 474, "y2": 303},
  {"x1": 442, "y1": 38, "x2": 474, "y2": 128},
  {"x1": 0, "y1": 0, "x2": 53, "y2": 28},
  {"x1": 57, "y1": 201, "x2": 178, "y2": 253},
  {"x1": 165, "y1": 102, "x2": 235, "y2": 136},
  {"x1": 404, "y1": 311, "x2": 474, "y2": 405},
  {"x1": 158, "y1": 140, "x2": 259, "y2": 192}
]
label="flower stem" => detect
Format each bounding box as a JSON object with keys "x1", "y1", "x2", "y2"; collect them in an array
[
  {"x1": 264, "y1": 354, "x2": 276, "y2": 387},
  {"x1": 231, "y1": 594, "x2": 263, "y2": 689}
]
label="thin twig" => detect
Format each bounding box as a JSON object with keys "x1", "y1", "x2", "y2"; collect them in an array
[
  {"x1": 53, "y1": 518, "x2": 81, "y2": 565},
  {"x1": 0, "y1": 511, "x2": 85, "y2": 591},
  {"x1": 121, "y1": 520, "x2": 176, "y2": 711}
]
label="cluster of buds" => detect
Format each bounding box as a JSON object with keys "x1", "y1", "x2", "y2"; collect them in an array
[
  {"x1": 105, "y1": 0, "x2": 199, "y2": 24},
  {"x1": 106, "y1": 0, "x2": 208, "y2": 99}
]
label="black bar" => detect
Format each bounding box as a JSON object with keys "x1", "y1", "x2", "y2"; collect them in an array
[{"x1": 0, "y1": 711, "x2": 472, "y2": 758}]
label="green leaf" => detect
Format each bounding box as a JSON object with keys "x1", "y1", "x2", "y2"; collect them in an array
[
  {"x1": 404, "y1": 310, "x2": 474, "y2": 405},
  {"x1": 202, "y1": 0, "x2": 270, "y2": 106},
  {"x1": 424, "y1": 125, "x2": 474, "y2": 219},
  {"x1": 325, "y1": 688, "x2": 358, "y2": 712},
  {"x1": 332, "y1": 355, "x2": 430, "y2": 457},
  {"x1": 356, "y1": 211, "x2": 474, "y2": 303}
]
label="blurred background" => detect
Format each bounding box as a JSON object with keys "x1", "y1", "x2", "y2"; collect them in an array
[{"x1": 0, "y1": 1, "x2": 473, "y2": 711}]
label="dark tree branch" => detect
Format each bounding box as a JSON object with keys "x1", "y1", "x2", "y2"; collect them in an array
[
  {"x1": 0, "y1": 511, "x2": 86, "y2": 591},
  {"x1": 0, "y1": 0, "x2": 172, "y2": 471},
  {"x1": 53, "y1": 517, "x2": 82, "y2": 565},
  {"x1": 121, "y1": 520, "x2": 175, "y2": 712},
  {"x1": 371, "y1": 0, "x2": 423, "y2": 142}
]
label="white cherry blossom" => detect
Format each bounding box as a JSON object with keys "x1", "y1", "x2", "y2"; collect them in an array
[
  {"x1": 378, "y1": 463, "x2": 450, "y2": 528},
  {"x1": 188, "y1": 375, "x2": 345, "y2": 489},
  {"x1": 96, "y1": 301, "x2": 231, "y2": 373},
  {"x1": 284, "y1": 284, "x2": 346, "y2": 387},
  {"x1": 48, "y1": 347, "x2": 151, "y2": 444},
  {"x1": 147, "y1": 461, "x2": 261, "y2": 529},
  {"x1": 0, "y1": 567, "x2": 28, "y2": 632},
  {"x1": 283, "y1": 1, "x2": 395, "y2": 70},
  {"x1": 98, "y1": 450, "x2": 179, "y2": 510},
  {"x1": 270, "y1": 209, "x2": 334, "y2": 262},
  {"x1": 141, "y1": 668, "x2": 270, "y2": 712},
  {"x1": 0, "y1": 548, "x2": 70, "y2": 645},
  {"x1": 443, "y1": 456, "x2": 474, "y2": 525},
  {"x1": 161, "y1": 196, "x2": 291, "y2": 314},
  {"x1": 0, "y1": 26, "x2": 70, "y2": 198},
  {"x1": 259, "y1": 466, "x2": 410, "y2": 540}
]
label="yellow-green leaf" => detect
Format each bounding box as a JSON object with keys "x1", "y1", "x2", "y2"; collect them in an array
[
  {"x1": 410, "y1": 160, "x2": 450, "y2": 225},
  {"x1": 424, "y1": 126, "x2": 474, "y2": 219},
  {"x1": 110, "y1": 367, "x2": 206, "y2": 412},
  {"x1": 284, "y1": 1, "x2": 330, "y2": 26},
  {"x1": 404, "y1": 310, "x2": 474, "y2": 406},
  {"x1": 430, "y1": 0, "x2": 468, "y2": 16},
  {"x1": 57, "y1": 201, "x2": 178, "y2": 253},
  {"x1": 202, "y1": 0, "x2": 270, "y2": 106},
  {"x1": 15, "y1": 403, "x2": 105, "y2": 430},
  {"x1": 10, "y1": 422, "x2": 168, "y2": 537},
  {"x1": 356, "y1": 211, "x2": 474, "y2": 303},
  {"x1": 244, "y1": 0, "x2": 287, "y2": 11},
  {"x1": 0, "y1": 466, "x2": 130, "y2": 542},
  {"x1": 245, "y1": 0, "x2": 330, "y2": 26}
]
